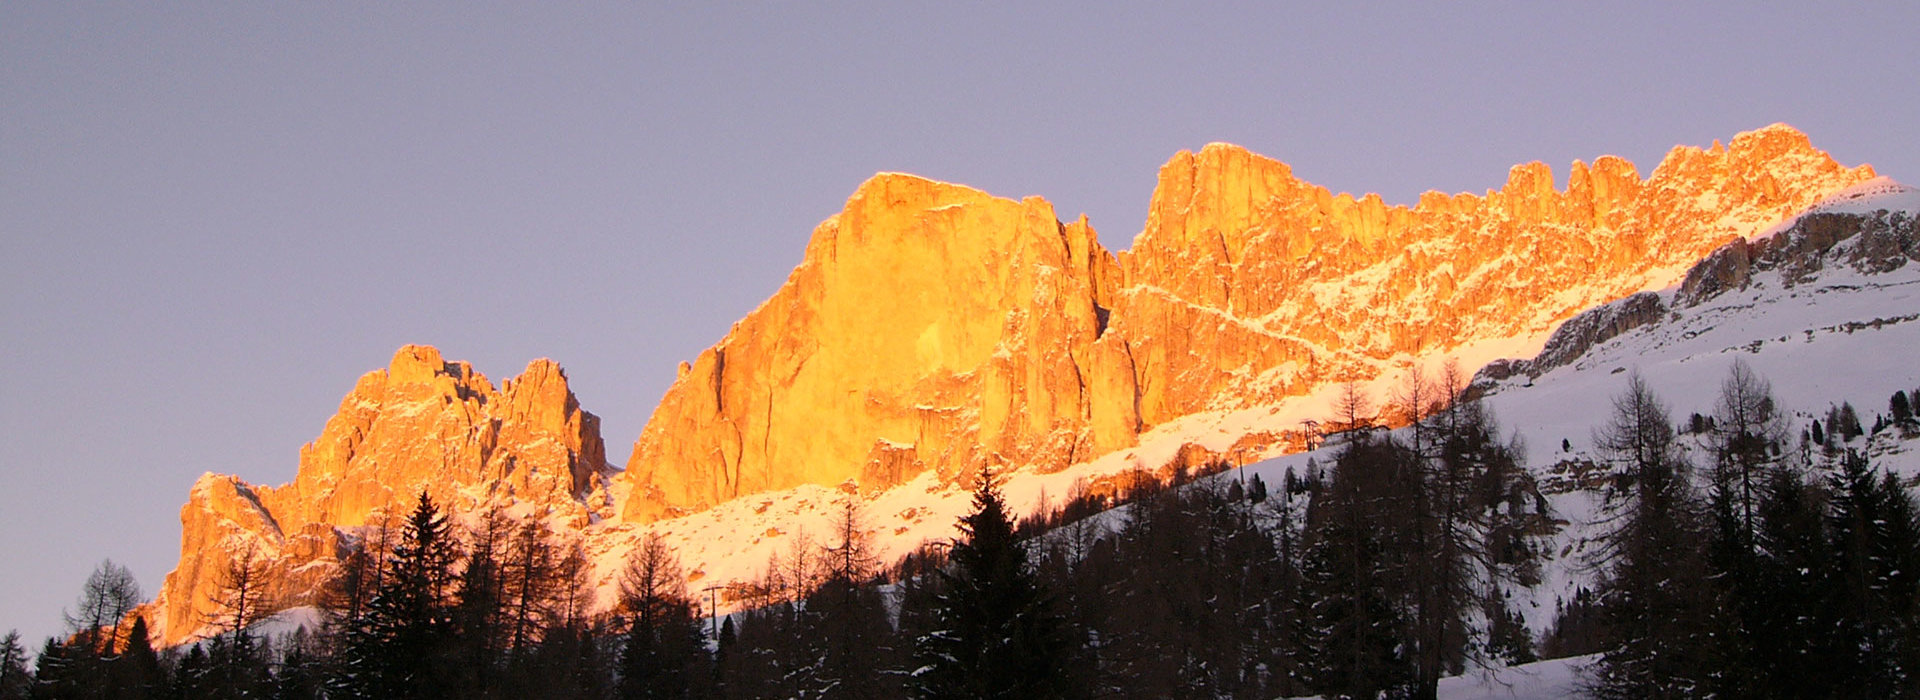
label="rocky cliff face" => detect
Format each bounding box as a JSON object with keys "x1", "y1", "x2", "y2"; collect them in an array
[
  {"x1": 622, "y1": 124, "x2": 1875, "y2": 519},
  {"x1": 149, "y1": 346, "x2": 611, "y2": 645},
  {"x1": 1476, "y1": 178, "x2": 1920, "y2": 388},
  {"x1": 1681, "y1": 179, "x2": 1920, "y2": 304},
  {"x1": 622, "y1": 175, "x2": 1132, "y2": 521},
  {"x1": 148, "y1": 124, "x2": 1880, "y2": 644}
]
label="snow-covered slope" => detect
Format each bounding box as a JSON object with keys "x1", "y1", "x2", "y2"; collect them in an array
[
  {"x1": 1231, "y1": 180, "x2": 1920, "y2": 638},
  {"x1": 1287, "y1": 654, "x2": 1597, "y2": 700},
  {"x1": 590, "y1": 182, "x2": 1920, "y2": 631},
  {"x1": 142, "y1": 133, "x2": 1904, "y2": 648}
]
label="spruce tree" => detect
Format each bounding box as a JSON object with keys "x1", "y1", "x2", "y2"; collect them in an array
[
  {"x1": 1873, "y1": 471, "x2": 1920, "y2": 689},
  {"x1": 339, "y1": 491, "x2": 463, "y2": 699},
  {"x1": 1827, "y1": 452, "x2": 1920, "y2": 696},
  {"x1": 171, "y1": 643, "x2": 211, "y2": 699},
  {"x1": 112, "y1": 616, "x2": 163, "y2": 699},
  {"x1": 202, "y1": 633, "x2": 268, "y2": 699},
  {"x1": 0, "y1": 632, "x2": 29, "y2": 700},
  {"x1": 1587, "y1": 373, "x2": 1722, "y2": 699},
  {"x1": 33, "y1": 636, "x2": 89, "y2": 700},
  {"x1": 1095, "y1": 479, "x2": 1281, "y2": 697},
  {"x1": 1741, "y1": 468, "x2": 1834, "y2": 697},
  {"x1": 272, "y1": 627, "x2": 329, "y2": 700},
  {"x1": 1297, "y1": 433, "x2": 1415, "y2": 698},
  {"x1": 911, "y1": 465, "x2": 1073, "y2": 699}
]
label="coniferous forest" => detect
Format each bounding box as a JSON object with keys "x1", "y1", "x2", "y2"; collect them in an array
[{"x1": 6, "y1": 362, "x2": 1920, "y2": 699}]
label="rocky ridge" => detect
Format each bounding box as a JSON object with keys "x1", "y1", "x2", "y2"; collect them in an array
[
  {"x1": 1479, "y1": 176, "x2": 1920, "y2": 384},
  {"x1": 149, "y1": 125, "x2": 1880, "y2": 644},
  {"x1": 621, "y1": 124, "x2": 1875, "y2": 520},
  {"x1": 149, "y1": 345, "x2": 612, "y2": 645}
]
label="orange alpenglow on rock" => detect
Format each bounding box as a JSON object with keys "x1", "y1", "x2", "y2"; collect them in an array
[
  {"x1": 146, "y1": 124, "x2": 1875, "y2": 644},
  {"x1": 620, "y1": 123, "x2": 1872, "y2": 521},
  {"x1": 149, "y1": 345, "x2": 611, "y2": 645},
  {"x1": 621, "y1": 173, "x2": 1134, "y2": 522}
]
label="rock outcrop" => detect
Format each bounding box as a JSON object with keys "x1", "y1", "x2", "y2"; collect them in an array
[
  {"x1": 1477, "y1": 178, "x2": 1919, "y2": 397},
  {"x1": 149, "y1": 346, "x2": 611, "y2": 645},
  {"x1": 622, "y1": 124, "x2": 1875, "y2": 520},
  {"x1": 1474, "y1": 291, "x2": 1670, "y2": 382},
  {"x1": 1681, "y1": 181, "x2": 1920, "y2": 305},
  {"x1": 146, "y1": 124, "x2": 1882, "y2": 645},
  {"x1": 622, "y1": 175, "x2": 1131, "y2": 521}
]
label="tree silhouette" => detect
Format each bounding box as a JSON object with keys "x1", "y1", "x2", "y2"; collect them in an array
[
  {"x1": 65, "y1": 559, "x2": 141, "y2": 655},
  {"x1": 617, "y1": 532, "x2": 708, "y2": 700},
  {"x1": 339, "y1": 491, "x2": 464, "y2": 699},
  {"x1": 1588, "y1": 373, "x2": 1723, "y2": 699},
  {"x1": 0, "y1": 631, "x2": 30, "y2": 700},
  {"x1": 912, "y1": 465, "x2": 1073, "y2": 699}
]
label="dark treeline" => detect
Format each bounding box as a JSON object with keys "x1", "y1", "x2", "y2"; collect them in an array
[
  {"x1": 1549, "y1": 362, "x2": 1920, "y2": 699},
  {"x1": 7, "y1": 360, "x2": 1920, "y2": 699}
]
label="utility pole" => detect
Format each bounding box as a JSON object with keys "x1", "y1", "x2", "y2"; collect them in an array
[{"x1": 703, "y1": 584, "x2": 725, "y2": 640}]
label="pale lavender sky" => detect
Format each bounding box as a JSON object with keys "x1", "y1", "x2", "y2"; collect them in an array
[{"x1": 4, "y1": 2, "x2": 1917, "y2": 643}]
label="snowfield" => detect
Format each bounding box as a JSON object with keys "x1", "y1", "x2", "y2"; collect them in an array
[
  {"x1": 1287, "y1": 655, "x2": 1596, "y2": 700},
  {"x1": 1432, "y1": 654, "x2": 1595, "y2": 700}
]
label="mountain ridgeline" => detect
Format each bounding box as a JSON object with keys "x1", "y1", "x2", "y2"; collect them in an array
[
  {"x1": 622, "y1": 124, "x2": 1871, "y2": 520},
  {"x1": 146, "y1": 125, "x2": 1878, "y2": 646}
]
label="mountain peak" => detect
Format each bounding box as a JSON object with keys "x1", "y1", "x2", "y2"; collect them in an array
[
  {"x1": 146, "y1": 126, "x2": 1885, "y2": 648},
  {"x1": 147, "y1": 346, "x2": 611, "y2": 645},
  {"x1": 624, "y1": 125, "x2": 1876, "y2": 525},
  {"x1": 849, "y1": 171, "x2": 999, "y2": 209}
]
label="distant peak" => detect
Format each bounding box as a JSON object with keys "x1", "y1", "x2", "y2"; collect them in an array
[
  {"x1": 388, "y1": 343, "x2": 446, "y2": 372},
  {"x1": 1197, "y1": 141, "x2": 1255, "y2": 156},
  {"x1": 520, "y1": 356, "x2": 566, "y2": 376},
  {"x1": 1739, "y1": 122, "x2": 1809, "y2": 139},
  {"x1": 507, "y1": 357, "x2": 572, "y2": 393},
  {"x1": 1804, "y1": 176, "x2": 1920, "y2": 215},
  {"x1": 845, "y1": 171, "x2": 1013, "y2": 215},
  {"x1": 862, "y1": 171, "x2": 945, "y2": 187},
  {"x1": 853, "y1": 171, "x2": 984, "y2": 197},
  {"x1": 379, "y1": 344, "x2": 491, "y2": 392}
]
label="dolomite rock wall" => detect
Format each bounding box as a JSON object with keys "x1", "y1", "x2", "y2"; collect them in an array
[
  {"x1": 621, "y1": 124, "x2": 1876, "y2": 520},
  {"x1": 148, "y1": 125, "x2": 1882, "y2": 645},
  {"x1": 150, "y1": 346, "x2": 612, "y2": 645},
  {"x1": 621, "y1": 175, "x2": 1134, "y2": 521}
]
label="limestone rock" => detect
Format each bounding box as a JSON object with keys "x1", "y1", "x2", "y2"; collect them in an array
[
  {"x1": 1115, "y1": 123, "x2": 1872, "y2": 426},
  {"x1": 621, "y1": 124, "x2": 1874, "y2": 520},
  {"x1": 144, "y1": 125, "x2": 1881, "y2": 647},
  {"x1": 621, "y1": 174, "x2": 1124, "y2": 521},
  {"x1": 148, "y1": 346, "x2": 610, "y2": 645}
]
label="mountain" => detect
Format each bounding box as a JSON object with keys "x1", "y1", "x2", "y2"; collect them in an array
[
  {"x1": 1239, "y1": 176, "x2": 1920, "y2": 634},
  {"x1": 145, "y1": 125, "x2": 1882, "y2": 645},
  {"x1": 620, "y1": 124, "x2": 1872, "y2": 521},
  {"x1": 146, "y1": 346, "x2": 613, "y2": 644}
]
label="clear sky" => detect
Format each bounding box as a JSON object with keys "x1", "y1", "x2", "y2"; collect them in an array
[{"x1": 4, "y1": 2, "x2": 1918, "y2": 644}]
